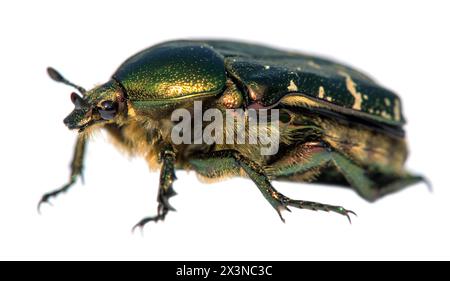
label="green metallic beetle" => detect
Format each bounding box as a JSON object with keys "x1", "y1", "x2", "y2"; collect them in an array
[{"x1": 40, "y1": 40, "x2": 425, "y2": 229}]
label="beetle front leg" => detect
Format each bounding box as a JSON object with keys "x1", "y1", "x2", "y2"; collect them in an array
[
  {"x1": 132, "y1": 146, "x2": 177, "y2": 231},
  {"x1": 190, "y1": 150, "x2": 355, "y2": 223},
  {"x1": 38, "y1": 135, "x2": 87, "y2": 212}
]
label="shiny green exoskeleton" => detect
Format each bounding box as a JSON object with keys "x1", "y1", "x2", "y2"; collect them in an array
[{"x1": 40, "y1": 40, "x2": 425, "y2": 229}]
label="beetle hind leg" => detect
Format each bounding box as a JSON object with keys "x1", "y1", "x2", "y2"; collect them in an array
[
  {"x1": 267, "y1": 142, "x2": 380, "y2": 202},
  {"x1": 375, "y1": 174, "x2": 430, "y2": 199},
  {"x1": 330, "y1": 154, "x2": 428, "y2": 201},
  {"x1": 189, "y1": 149, "x2": 355, "y2": 223}
]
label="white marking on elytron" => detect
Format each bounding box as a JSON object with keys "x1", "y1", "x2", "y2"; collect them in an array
[
  {"x1": 384, "y1": 97, "x2": 391, "y2": 106},
  {"x1": 326, "y1": 96, "x2": 333, "y2": 102},
  {"x1": 296, "y1": 67, "x2": 302, "y2": 71},
  {"x1": 318, "y1": 86, "x2": 325, "y2": 99},
  {"x1": 381, "y1": 111, "x2": 392, "y2": 119},
  {"x1": 287, "y1": 80, "x2": 298, "y2": 92},
  {"x1": 338, "y1": 71, "x2": 362, "y2": 110},
  {"x1": 289, "y1": 71, "x2": 300, "y2": 78},
  {"x1": 264, "y1": 65, "x2": 271, "y2": 70},
  {"x1": 363, "y1": 94, "x2": 369, "y2": 100},
  {"x1": 368, "y1": 108, "x2": 374, "y2": 113},
  {"x1": 307, "y1": 61, "x2": 321, "y2": 69},
  {"x1": 394, "y1": 99, "x2": 401, "y2": 121}
]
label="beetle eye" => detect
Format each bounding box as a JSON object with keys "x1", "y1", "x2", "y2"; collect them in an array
[{"x1": 98, "y1": 100, "x2": 118, "y2": 120}]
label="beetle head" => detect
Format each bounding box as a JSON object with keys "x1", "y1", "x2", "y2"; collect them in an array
[{"x1": 47, "y1": 67, "x2": 126, "y2": 132}]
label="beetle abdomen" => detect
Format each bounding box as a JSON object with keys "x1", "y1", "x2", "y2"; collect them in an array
[
  {"x1": 318, "y1": 118, "x2": 408, "y2": 174},
  {"x1": 263, "y1": 117, "x2": 408, "y2": 193}
]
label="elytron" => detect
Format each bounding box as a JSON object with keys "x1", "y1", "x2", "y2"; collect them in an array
[{"x1": 40, "y1": 40, "x2": 425, "y2": 229}]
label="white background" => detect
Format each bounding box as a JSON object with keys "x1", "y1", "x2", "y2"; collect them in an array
[{"x1": 0, "y1": 0, "x2": 449, "y2": 260}]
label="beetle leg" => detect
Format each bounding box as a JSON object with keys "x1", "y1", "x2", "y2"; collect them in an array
[
  {"x1": 266, "y1": 142, "x2": 380, "y2": 202},
  {"x1": 376, "y1": 174, "x2": 430, "y2": 198},
  {"x1": 38, "y1": 135, "x2": 87, "y2": 212},
  {"x1": 328, "y1": 152, "x2": 427, "y2": 201},
  {"x1": 329, "y1": 152, "x2": 378, "y2": 201},
  {"x1": 132, "y1": 146, "x2": 177, "y2": 231},
  {"x1": 189, "y1": 149, "x2": 355, "y2": 223}
]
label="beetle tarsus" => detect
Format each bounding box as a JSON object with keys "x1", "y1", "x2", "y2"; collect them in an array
[
  {"x1": 275, "y1": 205, "x2": 291, "y2": 223},
  {"x1": 132, "y1": 209, "x2": 169, "y2": 233},
  {"x1": 37, "y1": 177, "x2": 77, "y2": 213},
  {"x1": 273, "y1": 192, "x2": 357, "y2": 224},
  {"x1": 132, "y1": 189, "x2": 176, "y2": 232}
]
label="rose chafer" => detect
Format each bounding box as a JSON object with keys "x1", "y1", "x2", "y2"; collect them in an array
[{"x1": 40, "y1": 40, "x2": 426, "y2": 229}]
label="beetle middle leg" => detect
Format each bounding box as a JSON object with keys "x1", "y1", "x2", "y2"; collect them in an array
[
  {"x1": 132, "y1": 145, "x2": 177, "y2": 231},
  {"x1": 189, "y1": 149, "x2": 355, "y2": 223},
  {"x1": 38, "y1": 135, "x2": 87, "y2": 212}
]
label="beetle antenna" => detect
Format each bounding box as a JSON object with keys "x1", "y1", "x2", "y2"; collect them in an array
[{"x1": 47, "y1": 67, "x2": 86, "y2": 95}]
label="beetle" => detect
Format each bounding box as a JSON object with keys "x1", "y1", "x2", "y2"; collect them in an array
[{"x1": 40, "y1": 40, "x2": 425, "y2": 229}]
